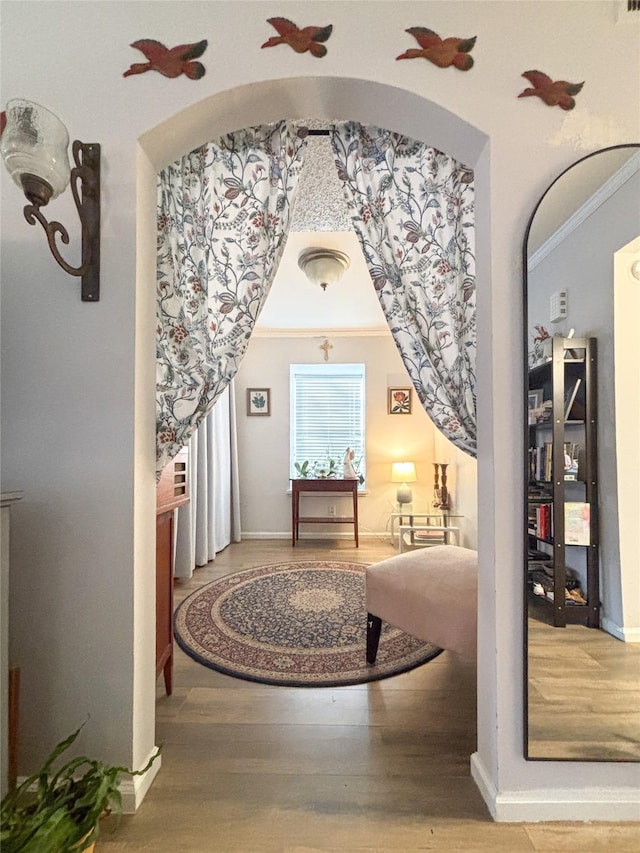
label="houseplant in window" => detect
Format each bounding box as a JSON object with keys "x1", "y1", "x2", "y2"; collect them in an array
[{"x1": 0, "y1": 722, "x2": 160, "y2": 852}]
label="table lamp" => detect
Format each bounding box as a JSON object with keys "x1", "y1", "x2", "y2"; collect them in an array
[{"x1": 391, "y1": 461, "x2": 416, "y2": 507}]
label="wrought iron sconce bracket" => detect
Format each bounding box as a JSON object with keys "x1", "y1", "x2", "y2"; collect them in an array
[{"x1": 21, "y1": 140, "x2": 101, "y2": 302}]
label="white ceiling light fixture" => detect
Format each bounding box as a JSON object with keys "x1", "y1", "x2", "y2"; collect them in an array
[{"x1": 298, "y1": 247, "x2": 350, "y2": 291}]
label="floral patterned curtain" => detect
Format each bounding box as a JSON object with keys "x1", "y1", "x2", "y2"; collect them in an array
[
  {"x1": 330, "y1": 122, "x2": 477, "y2": 457},
  {"x1": 156, "y1": 121, "x2": 307, "y2": 474}
]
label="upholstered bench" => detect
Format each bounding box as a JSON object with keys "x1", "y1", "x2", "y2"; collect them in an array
[{"x1": 366, "y1": 544, "x2": 478, "y2": 662}]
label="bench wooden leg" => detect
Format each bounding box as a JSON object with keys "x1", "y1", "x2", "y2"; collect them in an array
[{"x1": 366, "y1": 614, "x2": 382, "y2": 664}]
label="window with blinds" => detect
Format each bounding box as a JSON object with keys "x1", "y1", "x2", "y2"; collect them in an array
[{"x1": 290, "y1": 363, "x2": 366, "y2": 486}]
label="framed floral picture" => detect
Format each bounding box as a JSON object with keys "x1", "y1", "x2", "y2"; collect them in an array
[
  {"x1": 388, "y1": 387, "x2": 412, "y2": 415},
  {"x1": 247, "y1": 388, "x2": 271, "y2": 416}
]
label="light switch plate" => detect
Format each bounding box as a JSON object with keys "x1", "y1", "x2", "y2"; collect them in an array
[{"x1": 550, "y1": 290, "x2": 568, "y2": 323}]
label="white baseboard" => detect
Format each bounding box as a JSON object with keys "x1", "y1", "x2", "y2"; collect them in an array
[
  {"x1": 601, "y1": 616, "x2": 640, "y2": 643},
  {"x1": 240, "y1": 532, "x2": 290, "y2": 540},
  {"x1": 241, "y1": 531, "x2": 389, "y2": 541},
  {"x1": 470, "y1": 752, "x2": 640, "y2": 822},
  {"x1": 120, "y1": 746, "x2": 162, "y2": 813},
  {"x1": 15, "y1": 745, "x2": 162, "y2": 816}
]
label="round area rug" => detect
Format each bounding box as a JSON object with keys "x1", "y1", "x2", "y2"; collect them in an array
[{"x1": 173, "y1": 561, "x2": 442, "y2": 687}]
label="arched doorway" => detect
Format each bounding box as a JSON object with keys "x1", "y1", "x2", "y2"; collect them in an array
[{"x1": 134, "y1": 76, "x2": 490, "y2": 798}]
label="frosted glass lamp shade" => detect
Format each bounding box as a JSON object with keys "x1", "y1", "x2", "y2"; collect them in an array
[
  {"x1": 298, "y1": 247, "x2": 350, "y2": 290},
  {"x1": 1, "y1": 100, "x2": 71, "y2": 200},
  {"x1": 391, "y1": 461, "x2": 417, "y2": 505}
]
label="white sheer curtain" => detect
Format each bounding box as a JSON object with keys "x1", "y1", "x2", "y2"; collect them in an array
[{"x1": 173, "y1": 384, "x2": 241, "y2": 579}]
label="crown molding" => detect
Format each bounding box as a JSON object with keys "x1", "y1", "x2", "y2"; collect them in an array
[{"x1": 529, "y1": 151, "x2": 640, "y2": 270}]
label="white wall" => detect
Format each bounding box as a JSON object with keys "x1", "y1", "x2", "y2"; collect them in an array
[
  {"x1": 614, "y1": 237, "x2": 640, "y2": 641},
  {"x1": 235, "y1": 331, "x2": 477, "y2": 545},
  {"x1": 1, "y1": 0, "x2": 639, "y2": 821}
]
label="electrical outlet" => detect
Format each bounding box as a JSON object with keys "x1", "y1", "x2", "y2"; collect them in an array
[{"x1": 328, "y1": 505, "x2": 336, "y2": 517}]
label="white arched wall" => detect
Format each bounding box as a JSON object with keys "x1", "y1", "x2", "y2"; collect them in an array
[
  {"x1": 136, "y1": 76, "x2": 638, "y2": 822},
  {"x1": 136, "y1": 71, "x2": 497, "y2": 800},
  {"x1": 2, "y1": 0, "x2": 638, "y2": 827}
]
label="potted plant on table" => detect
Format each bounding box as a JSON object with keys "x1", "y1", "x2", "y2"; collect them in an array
[{"x1": 1, "y1": 722, "x2": 160, "y2": 852}]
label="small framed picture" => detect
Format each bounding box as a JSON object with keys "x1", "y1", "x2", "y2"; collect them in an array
[
  {"x1": 528, "y1": 389, "x2": 543, "y2": 410},
  {"x1": 388, "y1": 387, "x2": 412, "y2": 415},
  {"x1": 528, "y1": 389, "x2": 543, "y2": 425},
  {"x1": 247, "y1": 388, "x2": 271, "y2": 416}
]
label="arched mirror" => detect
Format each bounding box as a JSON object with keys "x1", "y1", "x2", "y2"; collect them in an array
[{"x1": 523, "y1": 144, "x2": 640, "y2": 761}]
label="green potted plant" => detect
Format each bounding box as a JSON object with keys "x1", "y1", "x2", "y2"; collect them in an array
[
  {"x1": 1, "y1": 722, "x2": 160, "y2": 852},
  {"x1": 294, "y1": 460, "x2": 313, "y2": 478}
]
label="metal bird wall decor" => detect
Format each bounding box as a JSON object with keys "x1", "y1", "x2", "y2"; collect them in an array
[
  {"x1": 116, "y1": 23, "x2": 588, "y2": 130},
  {"x1": 518, "y1": 70, "x2": 585, "y2": 110},
  {"x1": 123, "y1": 39, "x2": 208, "y2": 79},
  {"x1": 261, "y1": 18, "x2": 333, "y2": 57},
  {"x1": 396, "y1": 27, "x2": 476, "y2": 70}
]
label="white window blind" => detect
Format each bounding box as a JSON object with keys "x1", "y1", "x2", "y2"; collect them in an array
[{"x1": 290, "y1": 363, "x2": 366, "y2": 484}]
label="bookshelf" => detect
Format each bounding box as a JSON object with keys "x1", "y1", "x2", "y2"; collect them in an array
[{"x1": 527, "y1": 336, "x2": 599, "y2": 628}]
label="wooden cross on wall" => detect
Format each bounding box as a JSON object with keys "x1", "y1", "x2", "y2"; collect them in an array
[{"x1": 320, "y1": 338, "x2": 333, "y2": 362}]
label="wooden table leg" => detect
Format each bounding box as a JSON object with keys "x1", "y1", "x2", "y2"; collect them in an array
[
  {"x1": 291, "y1": 483, "x2": 297, "y2": 547},
  {"x1": 353, "y1": 483, "x2": 359, "y2": 547},
  {"x1": 163, "y1": 655, "x2": 173, "y2": 696}
]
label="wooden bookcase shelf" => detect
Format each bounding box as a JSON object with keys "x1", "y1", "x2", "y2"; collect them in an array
[{"x1": 527, "y1": 336, "x2": 599, "y2": 628}]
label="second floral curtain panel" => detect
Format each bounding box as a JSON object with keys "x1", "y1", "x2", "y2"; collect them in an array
[
  {"x1": 156, "y1": 121, "x2": 307, "y2": 475},
  {"x1": 330, "y1": 122, "x2": 477, "y2": 457}
]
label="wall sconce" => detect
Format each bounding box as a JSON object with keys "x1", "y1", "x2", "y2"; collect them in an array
[
  {"x1": 298, "y1": 247, "x2": 350, "y2": 291},
  {"x1": 1, "y1": 99, "x2": 101, "y2": 302},
  {"x1": 391, "y1": 461, "x2": 416, "y2": 507}
]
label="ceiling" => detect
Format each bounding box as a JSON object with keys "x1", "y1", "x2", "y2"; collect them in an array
[
  {"x1": 258, "y1": 135, "x2": 640, "y2": 333},
  {"x1": 255, "y1": 132, "x2": 387, "y2": 334},
  {"x1": 528, "y1": 147, "x2": 639, "y2": 255}
]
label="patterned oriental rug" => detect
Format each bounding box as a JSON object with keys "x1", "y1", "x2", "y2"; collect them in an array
[{"x1": 173, "y1": 560, "x2": 442, "y2": 687}]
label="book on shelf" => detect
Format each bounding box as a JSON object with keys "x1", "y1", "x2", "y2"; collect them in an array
[
  {"x1": 529, "y1": 442, "x2": 553, "y2": 482},
  {"x1": 565, "y1": 501, "x2": 590, "y2": 545},
  {"x1": 529, "y1": 399, "x2": 552, "y2": 425},
  {"x1": 528, "y1": 501, "x2": 553, "y2": 540},
  {"x1": 563, "y1": 441, "x2": 581, "y2": 480}
]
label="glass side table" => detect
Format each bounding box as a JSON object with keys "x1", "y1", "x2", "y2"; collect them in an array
[{"x1": 390, "y1": 510, "x2": 463, "y2": 550}]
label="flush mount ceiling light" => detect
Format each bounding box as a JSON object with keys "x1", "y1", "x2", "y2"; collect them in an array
[
  {"x1": 298, "y1": 247, "x2": 350, "y2": 291},
  {"x1": 1, "y1": 99, "x2": 101, "y2": 302}
]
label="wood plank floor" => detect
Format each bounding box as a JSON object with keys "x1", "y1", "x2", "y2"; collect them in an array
[
  {"x1": 99, "y1": 539, "x2": 639, "y2": 851},
  {"x1": 528, "y1": 619, "x2": 640, "y2": 760}
]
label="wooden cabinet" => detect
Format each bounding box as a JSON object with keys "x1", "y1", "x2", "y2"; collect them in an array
[
  {"x1": 527, "y1": 336, "x2": 599, "y2": 628},
  {"x1": 1, "y1": 492, "x2": 22, "y2": 797},
  {"x1": 156, "y1": 448, "x2": 189, "y2": 694}
]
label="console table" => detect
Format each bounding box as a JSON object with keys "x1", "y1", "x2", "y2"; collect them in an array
[{"x1": 291, "y1": 478, "x2": 359, "y2": 547}]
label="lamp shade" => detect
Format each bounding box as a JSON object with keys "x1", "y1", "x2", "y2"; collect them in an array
[
  {"x1": 391, "y1": 461, "x2": 416, "y2": 506},
  {"x1": 391, "y1": 462, "x2": 417, "y2": 483},
  {"x1": 298, "y1": 247, "x2": 350, "y2": 290},
  {"x1": 1, "y1": 99, "x2": 71, "y2": 199}
]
